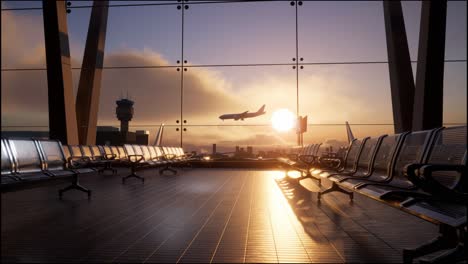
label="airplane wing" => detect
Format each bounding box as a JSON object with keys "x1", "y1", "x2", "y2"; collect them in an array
[{"x1": 235, "y1": 111, "x2": 249, "y2": 121}]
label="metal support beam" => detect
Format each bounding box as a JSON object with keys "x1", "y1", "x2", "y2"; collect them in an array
[
  {"x1": 76, "y1": 0, "x2": 109, "y2": 145},
  {"x1": 42, "y1": 0, "x2": 78, "y2": 145},
  {"x1": 413, "y1": 1, "x2": 447, "y2": 131},
  {"x1": 383, "y1": 0, "x2": 415, "y2": 133}
]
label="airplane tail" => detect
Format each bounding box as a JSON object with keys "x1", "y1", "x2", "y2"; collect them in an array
[
  {"x1": 153, "y1": 123, "x2": 165, "y2": 146},
  {"x1": 257, "y1": 104, "x2": 266, "y2": 113},
  {"x1": 345, "y1": 121, "x2": 355, "y2": 143}
]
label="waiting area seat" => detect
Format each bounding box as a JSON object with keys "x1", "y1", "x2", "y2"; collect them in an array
[
  {"x1": 277, "y1": 143, "x2": 323, "y2": 186},
  {"x1": 1, "y1": 139, "x2": 196, "y2": 195},
  {"x1": 97, "y1": 145, "x2": 118, "y2": 174},
  {"x1": 121, "y1": 144, "x2": 192, "y2": 183},
  {"x1": 1, "y1": 138, "x2": 94, "y2": 198},
  {"x1": 277, "y1": 125, "x2": 466, "y2": 263},
  {"x1": 1, "y1": 128, "x2": 465, "y2": 263}
]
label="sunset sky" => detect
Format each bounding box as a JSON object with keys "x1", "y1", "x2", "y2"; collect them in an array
[{"x1": 1, "y1": 1, "x2": 466, "y2": 152}]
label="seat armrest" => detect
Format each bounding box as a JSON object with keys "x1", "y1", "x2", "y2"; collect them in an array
[
  {"x1": 298, "y1": 154, "x2": 315, "y2": 164},
  {"x1": 67, "y1": 156, "x2": 91, "y2": 169},
  {"x1": 404, "y1": 163, "x2": 426, "y2": 173},
  {"x1": 419, "y1": 164, "x2": 466, "y2": 175},
  {"x1": 104, "y1": 154, "x2": 116, "y2": 160},
  {"x1": 93, "y1": 155, "x2": 105, "y2": 161},
  {"x1": 407, "y1": 164, "x2": 467, "y2": 203},
  {"x1": 127, "y1": 154, "x2": 144, "y2": 163},
  {"x1": 403, "y1": 163, "x2": 427, "y2": 186},
  {"x1": 184, "y1": 152, "x2": 194, "y2": 158},
  {"x1": 318, "y1": 157, "x2": 342, "y2": 169},
  {"x1": 164, "y1": 154, "x2": 176, "y2": 160},
  {"x1": 287, "y1": 153, "x2": 298, "y2": 161}
]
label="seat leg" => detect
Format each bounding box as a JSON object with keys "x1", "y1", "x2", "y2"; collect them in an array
[
  {"x1": 109, "y1": 161, "x2": 118, "y2": 174},
  {"x1": 317, "y1": 182, "x2": 353, "y2": 201},
  {"x1": 122, "y1": 172, "x2": 145, "y2": 183},
  {"x1": 282, "y1": 179, "x2": 301, "y2": 191},
  {"x1": 105, "y1": 162, "x2": 117, "y2": 175},
  {"x1": 159, "y1": 166, "x2": 178, "y2": 175},
  {"x1": 58, "y1": 175, "x2": 91, "y2": 199},
  {"x1": 304, "y1": 169, "x2": 321, "y2": 186},
  {"x1": 281, "y1": 171, "x2": 297, "y2": 183},
  {"x1": 403, "y1": 224, "x2": 459, "y2": 263},
  {"x1": 180, "y1": 161, "x2": 192, "y2": 169},
  {"x1": 99, "y1": 166, "x2": 116, "y2": 175}
]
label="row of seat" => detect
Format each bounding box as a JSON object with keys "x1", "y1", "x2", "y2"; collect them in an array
[
  {"x1": 1, "y1": 138, "x2": 192, "y2": 197},
  {"x1": 278, "y1": 125, "x2": 467, "y2": 263},
  {"x1": 278, "y1": 143, "x2": 323, "y2": 185},
  {"x1": 120, "y1": 144, "x2": 194, "y2": 182},
  {"x1": 62, "y1": 144, "x2": 191, "y2": 180},
  {"x1": 1, "y1": 138, "x2": 95, "y2": 198}
]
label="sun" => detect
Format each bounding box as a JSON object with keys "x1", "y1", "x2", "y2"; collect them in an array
[{"x1": 271, "y1": 109, "x2": 296, "y2": 132}]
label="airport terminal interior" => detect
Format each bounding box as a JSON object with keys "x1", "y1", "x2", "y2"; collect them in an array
[{"x1": 1, "y1": 1, "x2": 467, "y2": 263}]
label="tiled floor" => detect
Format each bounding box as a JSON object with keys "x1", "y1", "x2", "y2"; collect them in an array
[{"x1": 1, "y1": 168, "x2": 438, "y2": 263}]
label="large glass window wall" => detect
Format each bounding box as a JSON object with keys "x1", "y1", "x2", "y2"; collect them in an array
[{"x1": 1, "y1": 1, "x2": 466, "y2": 154}]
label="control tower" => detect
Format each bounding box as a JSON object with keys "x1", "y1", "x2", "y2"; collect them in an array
[{"x1": 116, "y1": 99, "x2": 134, "y2": 134}]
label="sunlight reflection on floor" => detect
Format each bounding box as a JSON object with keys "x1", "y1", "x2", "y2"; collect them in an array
[{"x1": 260, "y1": 171, "x2": 315, "y2": 262}]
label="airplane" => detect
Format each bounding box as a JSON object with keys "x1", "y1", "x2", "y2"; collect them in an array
[{"x1": 219, "y1": 105, "x2": 266, "y2": 121}]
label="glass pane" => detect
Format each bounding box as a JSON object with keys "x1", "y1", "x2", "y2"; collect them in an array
[
  {"x1": 346, "y1": 124, "x2": 394, "y2": 139},
  {"x1": 110, "y1": 1, "x2": 176, "y2": 5},
  {"x1": 185, "y1": 1, "x2": 295, "y2": 65},
  {"x1": 301, "y1": 124, "x2": 393, "y2": 152},
  {"x1": 298, "y1": 1, "x2": 387, "y2": 63},
  {"x1": 444, "y1": 62, "x2": 467, "y2": 124},
  {"x1": 403, "y1": 1, "x2": 467, "y2": 61},
  {"x1": 298, "y1": 64, "x2": 393, "y2": 124},
  {"x1": 67, "y1": 7, "x2": 92, "y2": 68},
  {"x1": 401, "y1": 1, "x2": 421, "y2": 62},
  {"x1": 0, "y1": 1, "x2": 179, "y2": 9},
  {"x1": 402, "y1": 2, "x2": 467, "y2": 125},
  {"x1": 71, "y1": 68, "x2": 181, "y2": 126},
  {"x1": 445, "y1": 1, "x2": 466, "y2": 60},
  {"x1": 68, "y1": 1, "x2": 94, "y2": 8},
  {"x1": 1, "y1": 9, "x2": 45, "y2": 69},
  {"x1": 1, "y1": 1, "x2": 43, "y2": 9},
  {"x1": 103, "y1": 4, "x2": 181, "y2": 67},
  {"x1": 183, "y1": 65, "x2": 296, "y2": 125},
  {"x1": 183, "y1": 126, "x2": 297, "y2": 155},
  {"x1": 1, "y1": 70, "x2": 49, "y2": 129},
  {"x1": 128, "y1": 125, "x2": 181, "y2": 147},
  {"x1": 69, "y1": 1, "x2": 178, "y2": 8},
  {"x1": 300, "y1": 124, "x2": 393, "y2": 157}
]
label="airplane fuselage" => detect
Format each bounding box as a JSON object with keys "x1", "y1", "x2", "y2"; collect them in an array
[
  {"x1": 219, "y1": 105, "x2": 266, "y2": 121},
  {"x1": 219, "y1": 112, "x2": 266, "y2": 121},
  {"x1": 219, "y1": 114, "x2": 244, "y2": 121}
]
